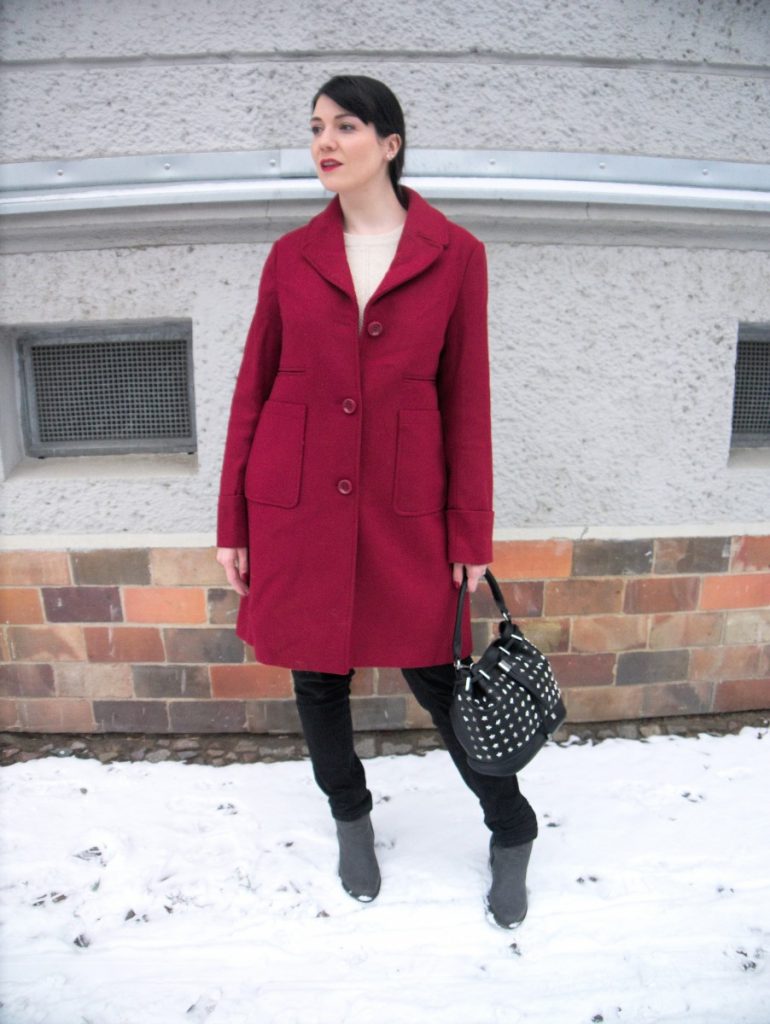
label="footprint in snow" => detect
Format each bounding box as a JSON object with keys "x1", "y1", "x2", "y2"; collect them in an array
[
  {"x1": 735, "y1": 947, "x2": 765, "y2": 972},
  {"x1": 74, "y1": 846, "x2": 104, "y2": 862},
  {"x1": 33, "y1": 891, "x2": 67, "y2": 907},
  {"x1": 186, "y1": 990, "x2": 221, "y2": 1020}
]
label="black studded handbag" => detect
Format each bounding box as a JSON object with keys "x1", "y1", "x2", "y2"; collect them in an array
[{"x1": 450, "y1": 569, "x2": 567, "y2": 777}]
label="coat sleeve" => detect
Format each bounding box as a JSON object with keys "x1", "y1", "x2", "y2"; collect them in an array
[
  {"x1": 216, "y1": 244, "x2": 282, "y2": 548},
  {"x1": 437, "y1": 239, "x2": 494, "y2": 565}
]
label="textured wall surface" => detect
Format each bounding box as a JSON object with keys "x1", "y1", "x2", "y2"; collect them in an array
[
  {"x1": 1, "y1": 0, "x2": 769, "y2": 538},
  {"x1": 1, "y1": 238, "x2": 768, "y2": 534},
  {"x1": 3, "y1": 0, "x2": 768, "y2": 63},
  {"x1": 1, "y1": 0, "x2": 769, "y2": 162}
]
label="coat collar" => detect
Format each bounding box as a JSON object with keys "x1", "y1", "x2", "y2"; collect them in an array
[{"x1": 300, "y1": 186, "x2": 450, "y2": 304}]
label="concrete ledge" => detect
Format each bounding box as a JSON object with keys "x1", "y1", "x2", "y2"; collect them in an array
[
  {"x1": 2, "y1": 710, "x2": 767, "y2": 766},
  {"x1": 2, "y1": 149, "x2": 769, "y2": 253}
]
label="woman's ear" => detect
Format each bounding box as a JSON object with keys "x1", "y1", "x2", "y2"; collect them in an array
[{"x1": 386, "y1": 134, "x2": 401, "y2": 160}]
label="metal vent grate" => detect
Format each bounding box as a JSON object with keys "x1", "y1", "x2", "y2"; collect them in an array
[
  {"x1": 731, "y1": 325, "x2": 770, "y2": 448},
  {"x1": 18, "y1": 321, "x2": 196, "y2": 456}
]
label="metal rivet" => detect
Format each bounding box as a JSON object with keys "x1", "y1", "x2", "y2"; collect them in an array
[{"x1": 163, "y1": 163, "x2": 171, "y2": 171}]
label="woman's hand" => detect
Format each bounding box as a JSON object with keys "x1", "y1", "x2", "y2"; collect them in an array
[
  {"x1": 216, "y1": 547, "x2": 250, "y2": 596},
  {"x1": 452, "y1": 563, "x2": 488, "y2": 593}
]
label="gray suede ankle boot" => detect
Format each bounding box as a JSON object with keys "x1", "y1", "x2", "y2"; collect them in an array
[
  {"x1": 335, "y1": 814, "x2": 381, "y2": 902},
  {"x1": 486, "y1": 838, "x2": 533, "y2": 928}
]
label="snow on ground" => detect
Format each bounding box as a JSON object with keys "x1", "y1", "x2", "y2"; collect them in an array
[{"x1": 0, "y1": 727, "x2": 768, "y2": 1024}]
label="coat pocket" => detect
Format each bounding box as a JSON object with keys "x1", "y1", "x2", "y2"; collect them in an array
[
  {"x1": 245, "y1": 401, "x2": 307, "y2": 508},
  {"x1": 393, "y1": 409, "x2": 447, "y2": 516}
]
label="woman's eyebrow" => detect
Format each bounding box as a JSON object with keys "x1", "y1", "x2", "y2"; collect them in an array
[{"x1": 309, "y1": 111, "x2": 357, "y2": 123}]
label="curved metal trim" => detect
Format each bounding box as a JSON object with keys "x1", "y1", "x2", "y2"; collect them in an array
[{"x1": 1, "y1": 149, "x2": 769, "y2": 215}]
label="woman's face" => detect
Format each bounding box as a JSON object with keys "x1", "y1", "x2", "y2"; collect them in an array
[{"x1": 310, "y1": 93, "x2": 399, "y2": 196}]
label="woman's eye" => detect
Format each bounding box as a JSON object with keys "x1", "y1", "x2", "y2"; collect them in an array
[
  {"x1": 340, "y1": 123, "x2": 356, "y2": 131},
  {"x1": 310, "y1": 125, "x2": 321, "y2": 135}
]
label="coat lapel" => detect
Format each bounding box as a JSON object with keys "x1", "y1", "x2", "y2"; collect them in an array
[{"x1": 300, "y1": 186, "x2": 449, "y2": 306}]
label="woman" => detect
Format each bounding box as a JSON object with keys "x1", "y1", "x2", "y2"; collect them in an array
[{"x1": 216, "y1": 75, "x2": 537, "y2": 927}]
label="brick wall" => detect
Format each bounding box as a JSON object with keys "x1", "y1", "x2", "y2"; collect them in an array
[{"x1": 1, "y1": 536, "x2": 768, "y2": 735}]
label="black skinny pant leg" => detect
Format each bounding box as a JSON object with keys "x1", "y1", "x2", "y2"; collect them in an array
[
  {"x1": 401, "y1": 663, "x2": 538, "y2": 847},
  {"x1": 292, "y1": 670, "x2": 373, "y2": 822}
]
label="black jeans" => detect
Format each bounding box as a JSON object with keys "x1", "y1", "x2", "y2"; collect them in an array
[{"x1": 292, "y1": 663, "x2": 538, "y2": 848}]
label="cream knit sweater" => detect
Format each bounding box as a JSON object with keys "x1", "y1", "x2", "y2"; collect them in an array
[{"x1": 343, "y1": 224, "x2": 404, "y2": 329}]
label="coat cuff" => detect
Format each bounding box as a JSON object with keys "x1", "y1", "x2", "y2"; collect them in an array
[
  {"x1": 446, "y1": 509, "x2": 494, "y2": 565},
  {"x1": 217, "y1": 494, "x2": 249, "y2": 548}
]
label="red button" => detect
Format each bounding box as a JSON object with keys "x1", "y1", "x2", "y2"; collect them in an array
[
  {"x1": 342, "y1": 398, "x2": 357, "y2": 415},
  {"x1": 367, "y1": 321, "x2": 383, "y2": 337},
  {"x1": 337, "y1": 478, "x2": 353, "y2": 495}
]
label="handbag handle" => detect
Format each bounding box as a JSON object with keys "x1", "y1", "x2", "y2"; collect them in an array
[{"x1": 453, "y1": 568, "x2": 512, "y2": 669}]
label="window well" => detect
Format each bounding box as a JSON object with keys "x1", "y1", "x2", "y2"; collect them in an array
[
  {"x1": 17, "y1": 320, "x2": 196, "y2": 457},
  {"x1": 731, "y1": 324, "x2": 770, "y2": 449}
]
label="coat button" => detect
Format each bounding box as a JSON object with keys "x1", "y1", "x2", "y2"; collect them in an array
[
  {"x1": 367, "y1": 321, "x2": 383, "y2": 337},
  {"x1": 342, "y1": 398, "x2": 357, "y2": 415},
  {"x1": 337, "y1": 478, "x2": 353, "y2": 495}
]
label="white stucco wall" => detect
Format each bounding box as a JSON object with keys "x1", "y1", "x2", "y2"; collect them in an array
[
  {"x1": 1, "y1": 0, "x2": 769, "y2": 164},
  {"x1": 1, "y1": 239, "x2": 767, "y2": 535},
  {"x1": 1, "y1": 0, "x2": 768, "y2": 539}
]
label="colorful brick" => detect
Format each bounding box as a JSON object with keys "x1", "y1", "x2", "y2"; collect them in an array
[
  {"x1": 207, "y1": 588, "x2": 240, "y2": 625},
  {"x1": 713, "y1": 678, "x2": 770, "y2": 712},
  {"x1": 471, "y1": 581, "x2": 543, "y2": 619},
  {"x1": 649, "y1": 612, "x2": 723, "y2": 650},
  {"x1": 71, "y1": 549, "x2": 150, "y2": 585},
  {"x1": 351, "y1": 696, "x2": 406, "y2": 731},
  {"x1": 123, "y1": 587, "x2": 206, "y2": 624},
  {"x1": 690, "y1": 644, "x2": 767, "y2": 682},
  {"x1": 724, "y1": 610, "x2": 770, "y2": 645},
  {"x1": 168, "y1": 699, "x2": 246, "y2": 733},
  {"x1": 572, "y1": 539, "x2": 653, "y2": 577},
  {"x1": 562, "y1": 684, "x2": 644, "y2": 723},
  {"x1": 150, "y1": 548, "x2": 223, "y2": 586},
  {"x1": 8, "y1": 625, "x2": 86, "y2": 662},
  {"x1": 545, "y1": 579, "x2": 624, "y2": 616},
  {"x1": 624, "y1": 577, "x2": 700, "y2": 614},
  {"x1": 0, "y1": 700, "x2": 20, "y2": 729},
  {"x1": 209, "y1": 664, "x2": 293, "y2": 699},
  {"x1": 640, "y1": 681, "x2": 714, "y2": 717},
  {"x1": 517, "y1": 618, "x2": 570, "y2": 654},
  {"x1": 492, "y1": 540, "x2": 573, "y2": 580},
  {"x1": 0, "y1": 588, "x2": 44, "y2": 624},
  {"x1": 616, "y1": 649, "x2": 689, "y2": 686},
  {"x1": 42, "y1": 587, "x2": 122, "y2": 623},
  {"x1": 132, "y1": 665, "x2": 210, "y2": 699},
  {"x1": 547, "y1": 653, "x2": 616, "y2": 687},
  {"x1": 19, "y1": 698, "x2": 94, "y2": 732},
  {"x1": 93, "y1": 699, "x2": 169, "y2": 732},
  {"x1": 55, "y1": 663, "x2": 133, "y2": 699},
  {"x1": 571, "y1": 615, "x2": 647, "y2": 653},
  {"x1": 654, "y1": 537, "x2": 730, "y2": 575},
  {"x1": 0, "y1": 551, "x2": 71, "y2": 586},
  {"x1": 164, "y1": 627, "x2": 244, "y2": 664},
  {"x1": 85, "y1": 626, "x2": 165, "y2": 663},
  {"x1": 0, "y1": 663, "x2": 55, "y2": 698},
  {"x1": 731, "y1": 536, "x2": 770, "y2": 573},
  {"x1": 700, "y1": 573, "x2": 770, "y2": 610}
]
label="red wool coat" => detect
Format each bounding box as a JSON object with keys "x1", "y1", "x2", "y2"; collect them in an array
[{"x1": 217, "y1": 186, "x2": 494, "y2": 674}]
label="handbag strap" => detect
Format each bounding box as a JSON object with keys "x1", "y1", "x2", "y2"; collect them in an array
[{"x1": 453, "y1": 568, "x2": 512, "y2": 669}]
